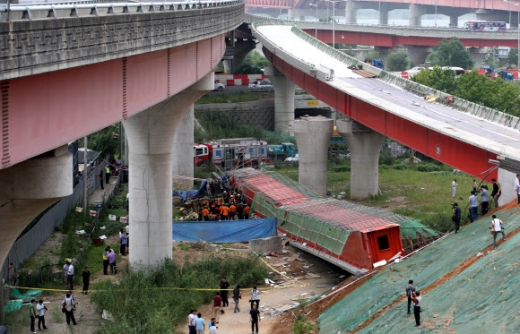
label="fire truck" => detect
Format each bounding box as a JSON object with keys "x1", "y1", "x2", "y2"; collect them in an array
[{"x1": 194, "y1": 138, "x2": 270, "y2": 170}]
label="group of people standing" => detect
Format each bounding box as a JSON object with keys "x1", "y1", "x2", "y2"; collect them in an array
[
  {"x1": 102, "y1": 246, "x2": 118, "y2": 275},
  {"x1": 29, "y1": 291, "x2": 79, "y2": 332},
  {"x1": 188, "y1": 279, "x2": 262, "y2": 334}
]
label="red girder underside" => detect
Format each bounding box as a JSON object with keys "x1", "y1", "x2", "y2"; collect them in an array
[{"x1": 263, "y1": 48, "x2": 498, "y2": 180}]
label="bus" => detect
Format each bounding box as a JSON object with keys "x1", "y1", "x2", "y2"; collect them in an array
[{"x1": 464, "y1": 21, "x2": 507, "y2": 32}]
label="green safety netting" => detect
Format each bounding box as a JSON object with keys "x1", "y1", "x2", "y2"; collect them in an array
[
  {"x1": 8, "y1": 286, "x2": 42, "y2": 299},
  {"x1": 4, "y1": 300, "x2": 23, "y2": 313},
  {"x1": 318, "y1": 203, "x2": 520, "y2": 334},
  {"x1": 360, "y1": 216, "x2": 520, "y2": 333},
  {"x1": 399, "y1": 219, "x2": 441, "y2": 240}
]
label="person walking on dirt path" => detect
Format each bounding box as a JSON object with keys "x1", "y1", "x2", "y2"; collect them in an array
[
  {"x1": 108, "y1": 249, "x2": 117, "y2": 274},
  {"x1": 120, "y1": 232, "x2": 128, "y2": 256},
  {"x1": 66, "y1": 260, "x2": 74, "y2": 290},
  {"x1": 452, "y1": 179, "x2": 458, "y2": 198},
  {"x1": 62, "y1": 293, "x2": 77, "y2": 325},
  {"x1": 81, "y1": 267, "x2": 91, "y2": 295},
  {"x1": 29, "y1": 299, "x2": 37, "y2": 333},
  {"x1": 213, "y1": 292, "x2": 223, "y2": 323},
  {"x1": 405, "y1": 280, "x2": 416, "y2": 314},
  {"x1": 220, "y1": 277, "x2": 230, "y2": 307},
  {"x1": 233, "y1": 285, "x2": 242, "y2": 313},
  {"x1": 188, "y1": 309, "x2": 197, "y2": 334},
  {"x1": 194, "y1": 312, "x2": 206, "y2": 334},
  {"x1": 491, "y1": 178, "x2": 501, "y2": 208},
  {"x1": 102, "y1": 247, "x2": 110, "y2": 275},
  {"x1": 98, "y1": 170, "x2": 104, "y2": 190},
  {"x1": 37, "y1": 299, "x2": 48, "y2": 331},
  {"x1": 480, "y1": 186, "x2": 489, "y2": 216},
  {"x1": 209, "y1": 318, "x2": 218, "y2": 334},
  {"x1": 250, "y1": 304, "x2": 261, "y2": 334},
  {"x1": 452, "y1": 203, "x2": 461, "y2": 233},
  {"x1": 411, "y1": 291, "x2": 422, "y2": 327},
  {"x1": 491, "y1": 214, "x2": 507, "y2": 249},
  {"x1": 250, "y1": 286, "x2": 260, "y2": 310},
  {"x1": 468, "y1": 191, "x2": 479, "y2": 223}
]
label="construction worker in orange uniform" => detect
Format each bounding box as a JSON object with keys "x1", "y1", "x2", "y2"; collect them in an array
[
  {"x1": 202, "y1": 207, "x2": 209, "y2": 221},
  {"x1": 244, "y1": 205, "x2": 250, "y2": 219},
  {"x1": 220, "y1": 204, "x2": 230, "y2": 221},
  {"x1": 229, "y1": 203, "x2": 237, "y2": 220}
]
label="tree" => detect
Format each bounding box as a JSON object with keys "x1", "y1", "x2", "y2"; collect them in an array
[
  {"x1": 235, "y1": 51, "x2": 271, "y2": 74},
  {"x1": 425, "y1": 39, "x2": 474, "y2": 69},
  {"x1": 411, "y1": 67, "x2": 457, "y2": 94},
  {"x1": 508, "y1": 48, "x2": 518, "y2": 66},
  {"x1": 386, "y1": 51, "x2": 411, "y2": 71},
  {"x1": 79, "y1": 125, "x2": 120, "y2": 158}
]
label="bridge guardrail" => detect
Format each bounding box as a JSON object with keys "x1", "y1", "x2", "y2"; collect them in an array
[
  {"x1": 245, "y1": 13, "x2": 518, "y2": 40},
  {"x1": 1, "y1": 0, "x2": 241, "y2": 21},
  {"x1": 252, "y1": 20, "x2": 520, "y2": 144}
]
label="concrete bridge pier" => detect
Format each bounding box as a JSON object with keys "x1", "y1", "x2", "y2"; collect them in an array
[
  {"x1": 172, "y1": 105, "x2": 194, "y2": 189},
  {"x1": 223, "y1": 40, "x2": 257, "y2": 74},
  {"x1": 123, "y1": 72, "x2": 213, "y2": 270},
  {"x1": 0, "y1": 146, "x2": 72, "y2": 276},
  {"x1": 379, "y1": 3, "x2": 389, "y2": 26},
  {"x1": 337, "y1": 119, "x2": 385, "y2": 200},
  {"x1": 264, "y1": 65, "x2": 296, "y2": 134},
  {"x1": 293, "y1": 116, "x2": 333, "y2": 196},
  {"x1": 345, "y1": 2, "x2": 361, "y2": 24},
  {"x1": 407, "y1": 46, "x2": 431, "y2": 66},
  {"x1": 449, "y1": 14, "x2": 458, "y2": 28},
  {"x1": 409, "y1": 4, "x2": 427, "y2": 27}
]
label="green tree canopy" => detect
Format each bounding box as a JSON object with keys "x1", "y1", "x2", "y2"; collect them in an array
[
  {"x1": 79, "y1": 125, "x2": 120, "y2": 158},
  {"x1": 235, "y1": 51, "x2": 271, "y2": 74},
  {"x1": 386, "y1": 51, "x2": 411, "y2": 71},
  {"x1": 412, "y1": 68, "x2": 520, "y2": 116},
  {"x1": 411, "y1": 67, "x2": 457, "y2": 94},
  {"x1": 508, "y1": 48, "x2": 518, "y2": 66},
  {"x1": 425, "y1": 39, "x2": 474, "y2": 69}
]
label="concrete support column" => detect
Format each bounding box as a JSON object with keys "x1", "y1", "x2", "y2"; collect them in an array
[
  {"x1": 407, "y1": 46, "x2": 431, "y2": 66},
  {"x1": 449, "y1": 14, "x2": 458, "y2": 28},
  {"x1": 409, "y1": 4, "x2": 427, "y2": 27},
  {"x1": 469, "y1": 48, "x2": 487, "y2": 69},
  {"x1": 264, "y1": 66, "x2": 296, "y2": 134},
  {"x1": 345, "y1": 1, "x2": 361, "y2": 24},
  {"x1": 293, "y1": 116, "x2": 333, "y2": 196},
  {"x1": 123, "y1": 72, "x2": 213, "y2": 270},
  {"x1": 223, "y1": 41, "x2": 256, "y2": 74},
  {"x1": 337, "y1": 119, "x2": 385, "y2": 200},
  {"x1": 0, "y1": 146, "x2": 72, "y2": 279},
  {"x1": 379, "y1": 4, "x2": 389, "y2": 25},
  {"x1": 172, "y1": 105, "x2": 194, "y2": 189}
]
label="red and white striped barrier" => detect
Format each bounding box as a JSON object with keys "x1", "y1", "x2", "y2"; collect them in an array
[{"x1": 214, "y1": 74, "x2": 268, "y2": 86}]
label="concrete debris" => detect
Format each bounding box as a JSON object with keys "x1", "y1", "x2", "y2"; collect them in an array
[
  {"x1": 339, "y1": 275, "x2": 346, "y2": 279},
  {"x1": 306, "y1": 273, "x2": 321, "y2": 278},
  {"x1": 249, "y1": 236, "x2": 284, "y2": 256},
  {"x1": 476, "y1": 252, "x2": 484, "y2": 257}
]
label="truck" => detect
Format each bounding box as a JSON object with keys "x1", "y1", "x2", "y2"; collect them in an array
[
  {"x1": 364, "y1": 58, "x2": 384, "y2": 70},
  {"x1": 194, "y1": 138, "x2": 270, "y2": 170},
  {"x1": 482, "y1": 65, "x2": 514, "y2": 81},
  {"x1": 267, "y1": 143, "x2": 298, "y2": 161}
]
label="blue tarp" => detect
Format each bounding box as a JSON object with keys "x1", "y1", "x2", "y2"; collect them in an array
[
  {"x1": 172, "y1": 218, "x2": 276, "y2": 243},
  {"x1": 172, "y1": 180, "x2": 207, "y2": 202}
]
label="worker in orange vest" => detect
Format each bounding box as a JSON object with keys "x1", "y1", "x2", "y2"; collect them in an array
[
  {"x1": 229, "y1": 203, "x2": 237, "y2": 220},
  {"x1": 244, "y1": 205, "x2": 250, "y2": 220},
  {"x1": 202, "y1": 207, "x2": 209, "y2": 221},
  {"x1": 220, "y1": 204, "x2": 230, "y2": 221}
]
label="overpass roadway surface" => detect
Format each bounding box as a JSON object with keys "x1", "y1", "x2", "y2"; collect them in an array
[
  {"x1": 253, "y1": 24, "x2": 520, "y2": 173},
  {"x1": 244, "y1": 15, "x2": 518, "y2": 47}
]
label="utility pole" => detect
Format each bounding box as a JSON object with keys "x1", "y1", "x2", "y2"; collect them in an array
[{"x1": 83, "y1": 136, "x2": 88, "y2": 215}]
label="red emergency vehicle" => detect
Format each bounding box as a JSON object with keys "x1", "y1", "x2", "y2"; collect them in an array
[{"x1": 194, "y1": 138, "x2": 270, "y2": 170}]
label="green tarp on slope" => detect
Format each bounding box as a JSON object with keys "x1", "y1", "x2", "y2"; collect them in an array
[
  {"x1": 318, "y1": 204, "x2": 520, "y2": 334},
  {"x1": 399, "y1": 219, "x2": 440, "y2": 239}
]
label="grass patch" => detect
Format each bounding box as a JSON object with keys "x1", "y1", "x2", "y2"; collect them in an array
[{"x1": 90, "y1": 256, "x2": 268, "y2": 333}]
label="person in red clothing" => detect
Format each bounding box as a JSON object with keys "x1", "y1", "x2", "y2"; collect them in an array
[
  {"x1": 244, "y1": 205, "x2": 250, "y2": 219},
  {"x1": 212, "y1": 292, "x2": 223, "y2": 323}
]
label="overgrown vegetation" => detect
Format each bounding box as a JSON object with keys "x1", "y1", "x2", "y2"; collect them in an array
[
  {"x1": 425, "y1": 38, "x2": 474, "y2": 69},
  {"x1": 386, "y1": 51, "x2": 411, "y2": 71},
  {"x1": 412, "y1": 67, "x2": 520, "y2": 116},
  {"x1": 91, "y1": 256, "x2": 269, "y2": 333},
  {"x1": 292, "y1": 298, "x2": 315, "y2": 334},
  {"x1": 79, "y1": 124, "x2": 121, "y2": 157},
  {"x1": 234, "y1": 50, "x2": 272, "y2": 74}
]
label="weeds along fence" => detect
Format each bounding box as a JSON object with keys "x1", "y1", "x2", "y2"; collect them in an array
[{"x1": 1, "y1": 161, "x2": 116, "y2": 285}]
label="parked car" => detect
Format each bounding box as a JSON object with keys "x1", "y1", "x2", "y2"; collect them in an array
[
  {"x1": 285, "y1": 153, "x2": 299, "y2": 162},
  {"x1": 405, "y1": 67, "x2": 426, "y2": 78},
  {"x1": 249, "y1": 80, "x2": 273, "y2": 92},
  {"x1": 214, "y1": 81, "x2": 225, "y2": 91}
]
